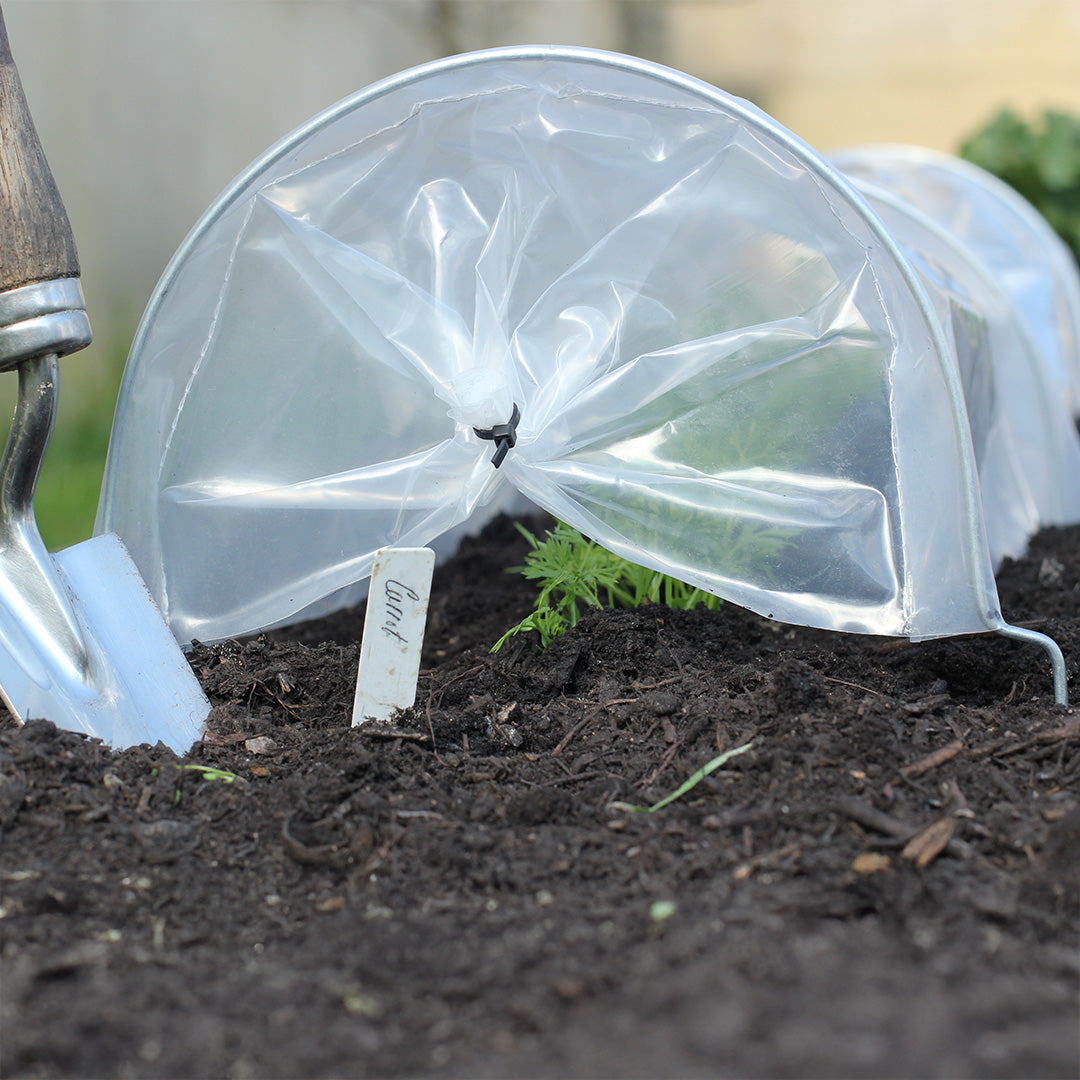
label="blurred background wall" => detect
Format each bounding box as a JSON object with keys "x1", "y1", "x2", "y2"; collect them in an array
[{"x1": 3, "y1": 0, "x2": 1080, "y2": 544}]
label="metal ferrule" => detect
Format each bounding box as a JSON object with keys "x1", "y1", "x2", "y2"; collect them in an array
[{"x1": 0, "y1": 277, "x2": 92, "y2": 373}]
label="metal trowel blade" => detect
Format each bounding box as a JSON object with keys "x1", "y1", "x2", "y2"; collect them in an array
[{"x1": 0, "y1": 533, "x2": 208, "y2": 753}]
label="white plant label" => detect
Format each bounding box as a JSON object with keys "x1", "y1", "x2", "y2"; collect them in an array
[{"x1": 352, "y1": 547, "x2": 435, "y2": 726}]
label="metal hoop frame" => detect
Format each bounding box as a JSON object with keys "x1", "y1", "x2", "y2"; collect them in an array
[{"x1": 108, "y1": 47, "x2": 1070, "y2": 704}]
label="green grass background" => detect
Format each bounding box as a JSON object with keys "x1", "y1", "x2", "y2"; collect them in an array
[
  {"x1": 36, "y1": 396, "x2": 116, "y2": 551},
  {"x1": 0, "y1": 339, "x2": 126, "y2": 553}
]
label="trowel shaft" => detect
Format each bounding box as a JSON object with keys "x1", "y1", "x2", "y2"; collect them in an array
[{"x1": 0, "y1": 2, "x2": 94, "y2": 692}]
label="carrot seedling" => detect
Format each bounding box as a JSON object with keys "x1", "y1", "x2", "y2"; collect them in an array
[{"x1": 493, "y1": 521, "x2": 722, "y2": 651}]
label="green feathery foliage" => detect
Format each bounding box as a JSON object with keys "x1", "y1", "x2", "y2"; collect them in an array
[{"x1": 493, "y1": 521, "x2": 722, "y2": 651}]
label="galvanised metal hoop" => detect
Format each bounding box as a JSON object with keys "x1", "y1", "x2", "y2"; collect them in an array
[{"x1": 112, "y1": 45, "x2": 1070, "y2": 699}]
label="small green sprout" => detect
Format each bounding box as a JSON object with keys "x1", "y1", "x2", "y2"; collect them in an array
[
  {"x1": 150, "y1": 763, "x2": 239, "y2": 805},
  {"x1": 610, "y1": 741, "x2": 754, "y2": 814},
  {"x1": 649, "y1": 900, "x2": 677, "y2": 923},
  {"x1": 182, "y1": 765, "x2": 238, "y2": 783},
  {"x1": 493, "y1": 521, "x2": 722, "y2": 651},
  {"x1": 151, "y1": 763, "x2": 238, "y2": 784}
]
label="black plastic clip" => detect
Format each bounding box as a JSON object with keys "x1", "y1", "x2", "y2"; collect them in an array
[{"x1": 473, "y1": 402, "x2": 520, "y2": 468}]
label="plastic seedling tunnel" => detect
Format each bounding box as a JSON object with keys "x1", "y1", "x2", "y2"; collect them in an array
[
  {"x1": 833, "y1": 144, "x2": 1080, "y2": 419},
  {"x1": 842, "y1": 175, "x2": 1080, "y2": 566},
  {"x1": 95, "y1": 47, "x2": 1071, "y2": 703}
]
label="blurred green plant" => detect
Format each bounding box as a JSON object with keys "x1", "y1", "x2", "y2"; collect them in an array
[
  {"x1": 492, "y1": 520, "x2": 723, "y2": 651},
  {"x1": 960, "y1": 108, "x2": 1080, "y2": 263},
  {"x1": 34, "y1": 403, "x2": 114, "y2": 551},
  {"x1": 0, "y1": 337, "x2": 129, "y2": 552}
]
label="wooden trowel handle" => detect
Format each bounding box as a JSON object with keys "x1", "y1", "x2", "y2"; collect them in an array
[{"x1": 0, "y1": 4, "x2": 80, "y2": 293}]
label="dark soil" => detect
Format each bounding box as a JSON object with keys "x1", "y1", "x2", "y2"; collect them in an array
[{"x1": 1, "y1": 515, "x2": 1078, "y2": 1079}]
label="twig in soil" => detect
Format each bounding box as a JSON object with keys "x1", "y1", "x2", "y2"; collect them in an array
[
  {"x1": 281, "y1": 816, "x2": 363, "y2": 868},
  {"x1": 552, "y1": 684, "x2": 682, "y2": 746},
  {"x1": 838, "y1": 797, "x2": 916, "y2": 840},
  {"x1": 551, "y1": 714, "x2": 596, "y2": 757},
  {"x1": 899, "y1": 739, "x2": 964, "y2": 779},
  {"x1": 200, "y1": 731, "x2": 253, "y2": 747},
  {"x1": 358, "y1": 726, "x2": 430, "y2": 743},
  {"x1": 269, "y1": 694, "x2": 317, "y2": 721},
  {"x1": 901, "y1": 817, "x2": 958, "y2": 867},
  {"x1": 967, "y1": 737, "x2": 1009, "y2": 760},
  {"x1": 967, "y1": 717, "x2": 1080, "y2": 762},
  {"x1": 393, "y1": 809, "x2": 455, "y2": 824},
  {"x1": 733, "y1": 842, "x2": 801, "y2": 880},
  {"x1": 984, "y1": 767, "x2": 1024, "y2": 804},
  {"x1": 657, "y1": 634, "x2": 685, "y2": 678},
  {"x1": 901, "y1": 694, "x2": 952, "y2": 715},
  {"x1": 641, "y1": 741, "x2": 680, "y2": 788},
  {"x1": 422, "y1": 702, "x2": 452, "y2": 766},
  {"x1": 837, "y1": 797, "x2": 973, "y2": 861},
  {"x1": 544, "y1": 770, "x2": 610, "y2": 787},
  {"x1": 629, "y1": 677, "x2": 682, "y2": 692},
  {"x1": 431, "y1": 664, "x2": 485, "y2": 709},
  {"x1": 822, "y1": 676, "x2": 883, "y2": 697}
]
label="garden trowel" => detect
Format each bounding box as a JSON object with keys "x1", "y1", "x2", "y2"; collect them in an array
[{"x1": 0, "y1": 8, "x2": 208, "y2": 752}]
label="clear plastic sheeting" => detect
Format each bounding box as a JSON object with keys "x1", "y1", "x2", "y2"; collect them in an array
[
  {"x1": 848, "y1": 178, "x2": 1080, "y2": 565},
  {"x1": 96, "y1": 47, "x2": 1004, "y2": 646},
  {"x1": 833, "y1": 145, "x2": 1080, "y2": 418}
]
